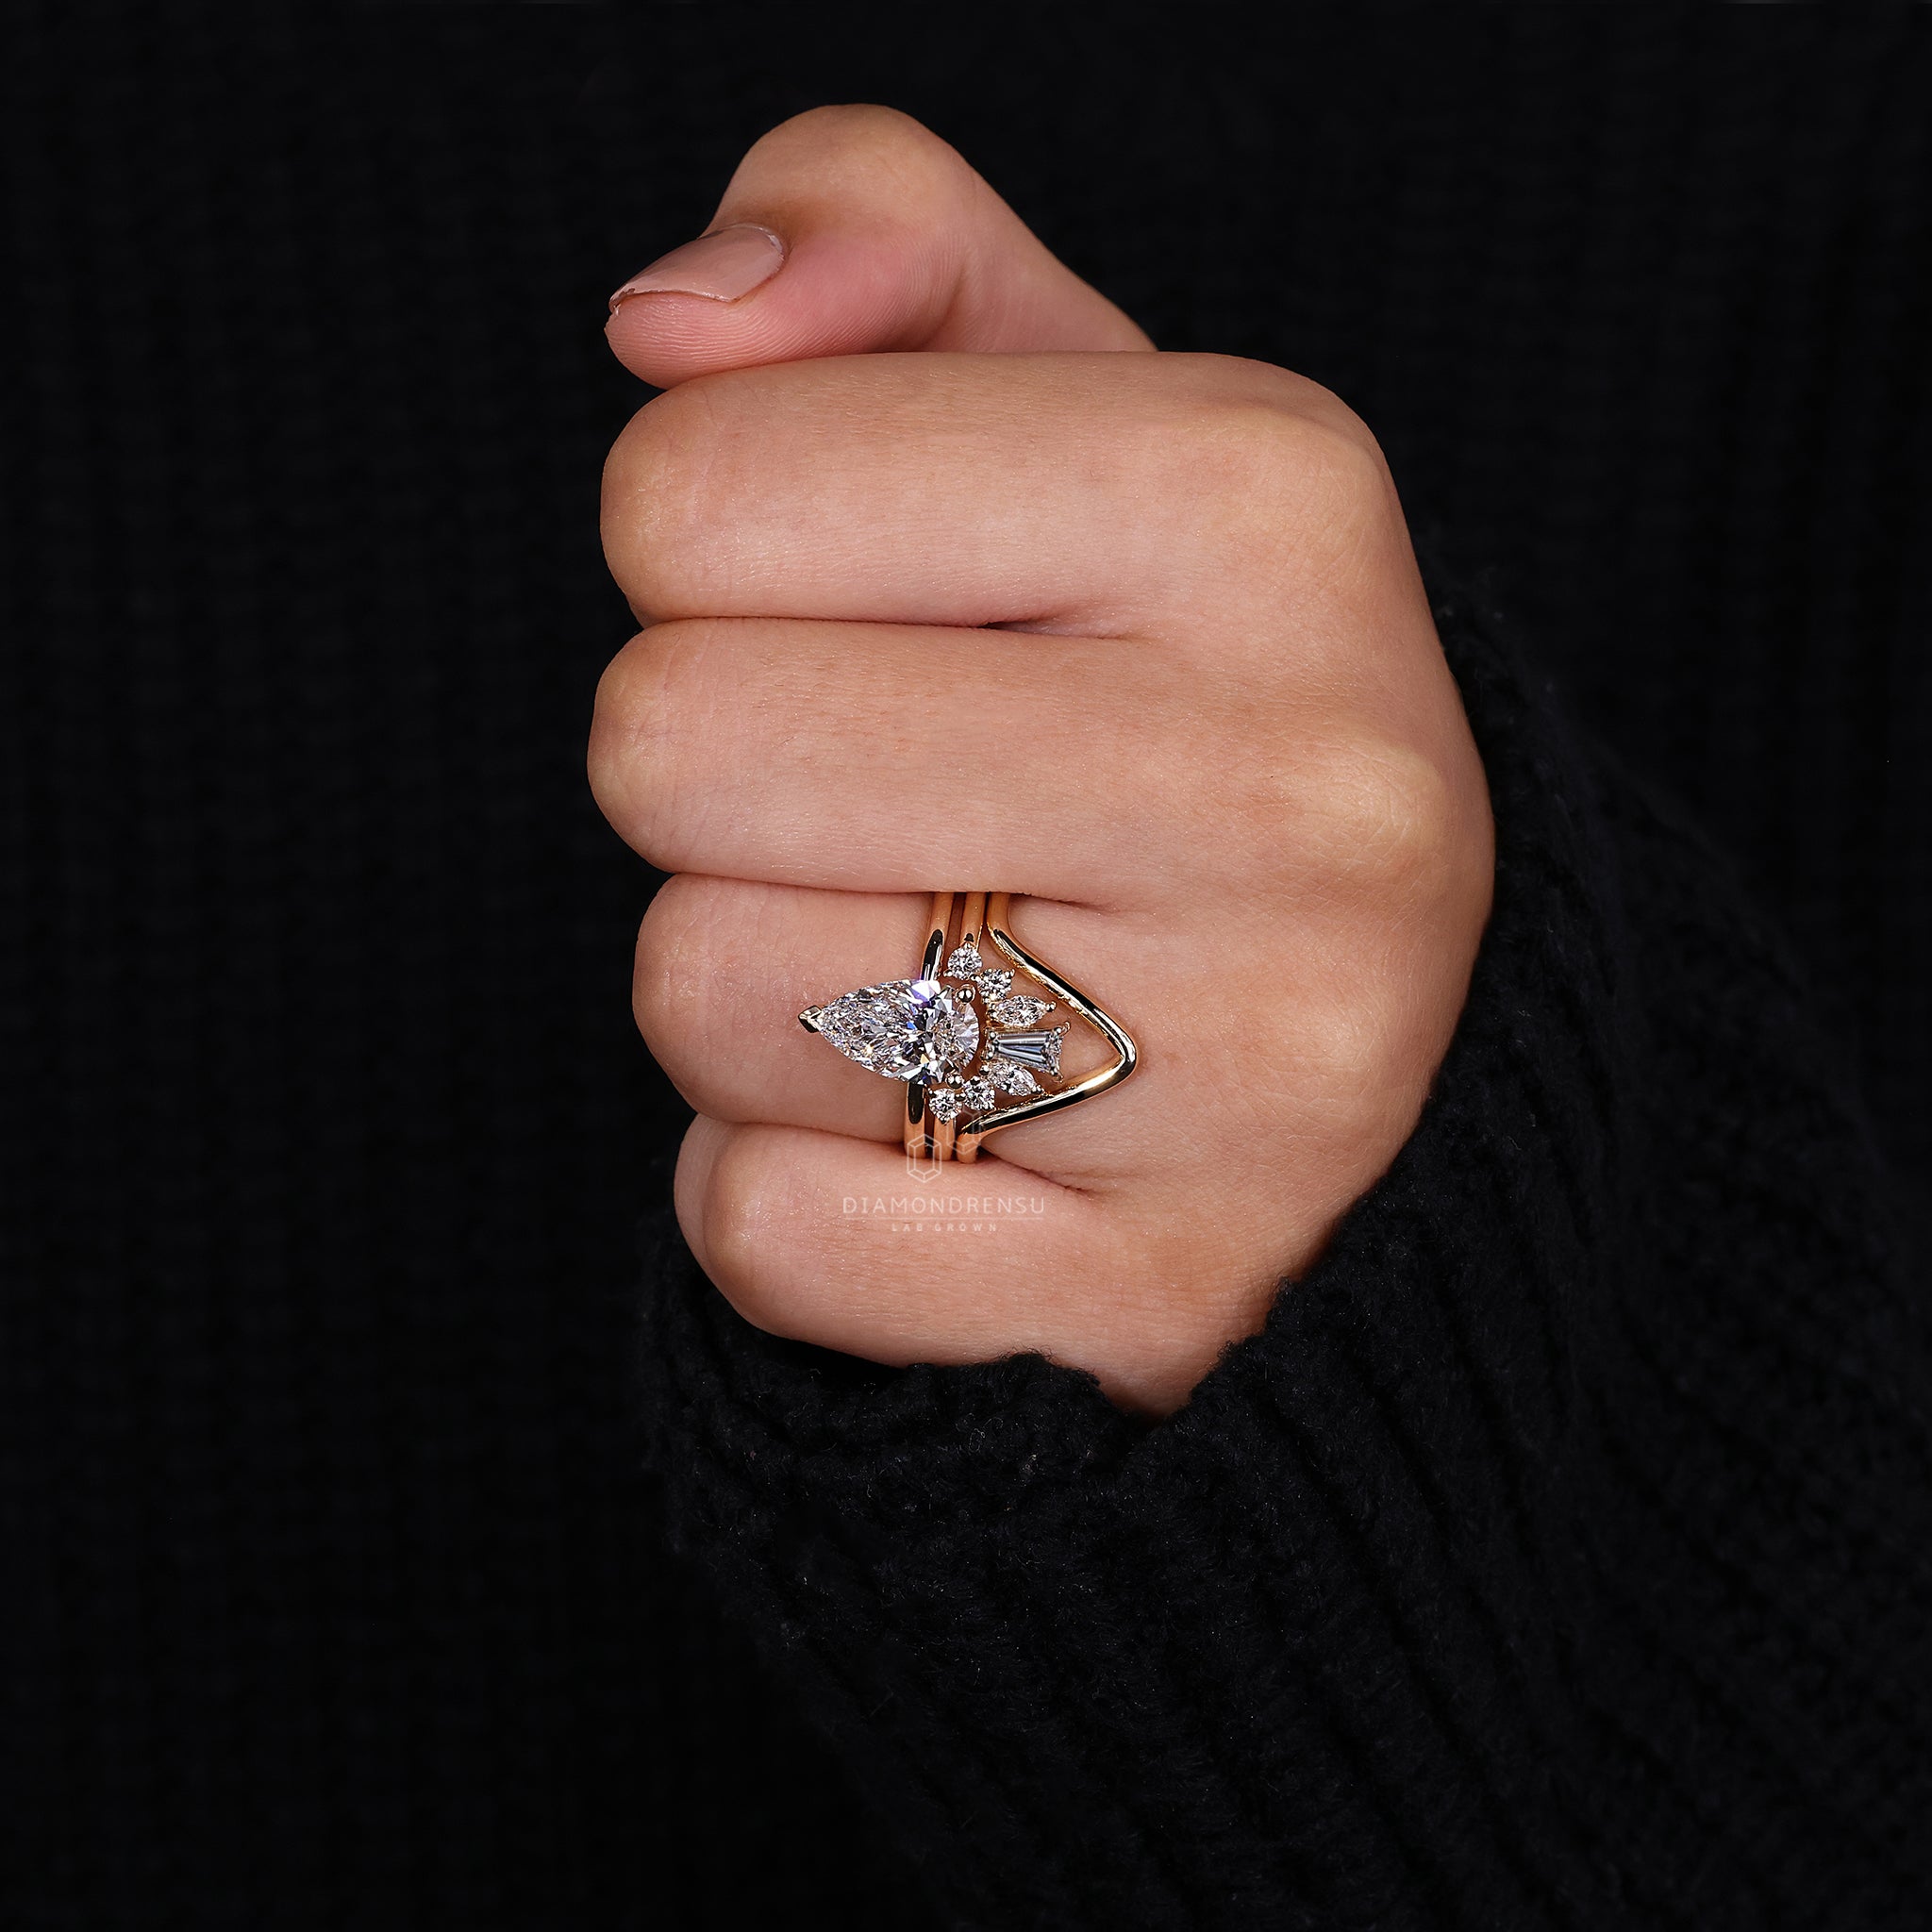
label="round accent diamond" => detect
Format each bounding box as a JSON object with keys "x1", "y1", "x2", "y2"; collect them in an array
[{"x1": 933, "y1": 985, "x2": 981, "y2": 1072}]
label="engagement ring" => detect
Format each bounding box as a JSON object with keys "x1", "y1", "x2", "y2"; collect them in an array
[{"x1": 799, "y1": 891, "x2": 1138, "y2": 1163}]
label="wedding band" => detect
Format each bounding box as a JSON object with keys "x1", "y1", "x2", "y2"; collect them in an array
[{"x1": 797, "y1": 889, "x2": 1138, "y2": 1161}]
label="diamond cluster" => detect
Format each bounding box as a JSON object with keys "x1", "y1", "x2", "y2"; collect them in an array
[
  {"x1": 802, "y1": 939, "x2": 1068, "y2": 1124},
  {"x1": 922, "y1": 941, "x2": 1066, "y2": 1121}
]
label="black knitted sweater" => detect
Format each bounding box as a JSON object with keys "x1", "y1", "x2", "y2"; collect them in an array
[
  {"x1": 637, "y1": 582, "x2": 1930, "y2": 1927},
  {"x1": 4, "y1": 8, "x2": 1929, "y2": 1930}
]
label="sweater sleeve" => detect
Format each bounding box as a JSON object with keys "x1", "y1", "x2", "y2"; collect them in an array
[{"x1": 630, "y1": 584, "x2": 1932, "y2": 1932}]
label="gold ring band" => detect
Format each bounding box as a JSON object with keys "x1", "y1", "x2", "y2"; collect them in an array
[
  {"x1": 800, "y1": 890, "x2": 1138, "y2": 1162},
  {"x1": 952, "y1": 891, "x2": 1138, "y2": 1161}
]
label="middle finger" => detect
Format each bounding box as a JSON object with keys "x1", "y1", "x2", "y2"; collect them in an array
[{"x1": 589, "y1": 615, "x2": 1213, "y2": 901}]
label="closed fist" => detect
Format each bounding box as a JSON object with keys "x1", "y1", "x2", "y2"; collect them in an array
[{"x1": 591, "y1": 108, "x2": 1492, "y2": 1415}]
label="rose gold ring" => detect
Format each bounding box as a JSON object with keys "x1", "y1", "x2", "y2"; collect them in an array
[{"x1": 797, "y1": 889, "x2": 1138, "y2": 1163}]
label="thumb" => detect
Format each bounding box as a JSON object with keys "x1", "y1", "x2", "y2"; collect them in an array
[{"x1": 605, "y1": 105, "x2": 1151, "y2": 387}]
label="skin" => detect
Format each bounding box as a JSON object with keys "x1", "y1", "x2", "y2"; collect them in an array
[{"x1": 591, "y1": 108, "x2": 1494, "y2": 1417}]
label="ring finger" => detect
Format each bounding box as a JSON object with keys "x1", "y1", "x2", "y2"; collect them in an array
[{"x1": 635, "y1": 874, "x2": 1180, "y2": 1181}]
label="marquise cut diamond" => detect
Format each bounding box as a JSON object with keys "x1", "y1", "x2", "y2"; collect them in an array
[
  {"x1": 990, "y1": 993, "x2": 1054, "y2": 1027},
  {"x1": 989, "y1": 1061, "x2": 1040, "y2": 1095}
]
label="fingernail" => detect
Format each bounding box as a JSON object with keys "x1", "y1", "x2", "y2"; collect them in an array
[{"x1": 607, "y1": 225, "x2": 786, "y2": 312}]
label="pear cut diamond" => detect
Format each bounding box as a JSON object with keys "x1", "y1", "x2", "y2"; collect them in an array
[
  {"x1": 989, "y1": 1060, "x2": 1040, "y2": 1096},
  {"x1": 809, "y1": 978, "x2": 980, "y2": 1081}
]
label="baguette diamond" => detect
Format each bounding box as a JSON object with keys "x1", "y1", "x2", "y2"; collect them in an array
[{"x1": 988, "y1": 1026, "x2": 1065, "y2": 1076}]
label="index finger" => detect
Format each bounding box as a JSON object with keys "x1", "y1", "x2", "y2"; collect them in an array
[{"x1": 601, "y1": 349, "x2": 1400, "y2": 660}]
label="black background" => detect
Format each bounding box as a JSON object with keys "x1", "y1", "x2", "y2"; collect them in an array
[{"x1": 5, "y1": 7, "x2": 1928, "y2": 1925}]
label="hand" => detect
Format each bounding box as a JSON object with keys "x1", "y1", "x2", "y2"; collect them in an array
[{"x1": 591, "y1": 108, "x2": 1493, "y2": 1416}]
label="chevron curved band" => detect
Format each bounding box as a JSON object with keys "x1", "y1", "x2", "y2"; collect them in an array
[{"x1": 797, "y1": 889, "x2": 1138, "y2": 1165}]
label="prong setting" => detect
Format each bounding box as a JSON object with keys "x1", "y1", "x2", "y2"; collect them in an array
[{"x1": 807, "y1": 932, "x2": 1073, "y2": 1123}]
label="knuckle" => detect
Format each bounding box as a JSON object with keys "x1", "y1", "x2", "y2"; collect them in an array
[
  {"x1": 1248, "y1": 409, "x2": 1391, "y2": 536},
  {"x1": 1224, "y1": 941, "x2": 1439, "y2": 1144},
  {"x1": 1299, "y1": 737, "x2": 1462, "y2": 894},
  {"x1": 699, "y1": 1134, "x2": 782, "y2": 1328},
  {"x1": 600, "y1": 382, "x2": 740, "y2": 619},
  {"x1": 1166, "y1": 361, "x2": 1397, "y2": 565},
  {"x1": 631, "y1": 876, "x2": 711, "y2": 1065},
  {"x1": 749, "y1": 104, "x2": 964, "y2": 210},
  {"x1": 1216, "y1": 727, "x2": 1462, "y2": 900},
  {"x1": 1287, "y1": 414, "x2": 1394, "y2": 541},
  {"x1": 1294, "y1": 995, "x2": 1425, "y2": 1148},
  {"x1": 586, "y1": 620, "x2": 721, "y2": 866}
]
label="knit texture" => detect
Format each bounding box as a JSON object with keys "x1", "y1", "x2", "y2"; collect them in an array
[
  {"x1": 638, "y1": 587, "x2": 1932, "y2": 1928},
  {"x1": 4, "y1": 7, "x2": 1930, "y2": 1928}
]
